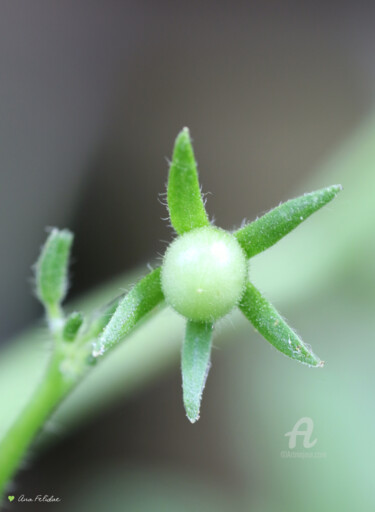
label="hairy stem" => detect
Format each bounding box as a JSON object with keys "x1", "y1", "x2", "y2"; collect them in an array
[{"x1": 0, "y1": 348, "x2": 80, "y2": 498}]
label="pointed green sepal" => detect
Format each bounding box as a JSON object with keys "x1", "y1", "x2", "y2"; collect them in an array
[
  {"x1": 182, "y1": 320, "x2": 214, "y2": 423},
  {"x1": 235, "y1": 185, "x2": 342, "y2": 259},
  {"x1": 93, "y1": 268, "x2": 164, "y2": 356},
  {"x1": 35, "y1": 228, "x2": 73, "y2": 310},
  {"x1": 63, "y1": 311, "x2": 84, "y2": 342},
  {"x1": 167, "y1": 128, "x2": 210, "y2": 235},
  {"x1": 239, "y1": 281, "x2": 323, "y2": 367}
]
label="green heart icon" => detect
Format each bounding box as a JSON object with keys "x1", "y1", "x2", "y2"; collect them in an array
[{"x1": 8, "y1": 496, "x2": 15, "y2": 502}]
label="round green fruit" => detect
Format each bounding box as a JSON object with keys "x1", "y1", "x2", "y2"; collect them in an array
[{"x1": 161, "y1": 227, "x2": 248, "y2": 322}]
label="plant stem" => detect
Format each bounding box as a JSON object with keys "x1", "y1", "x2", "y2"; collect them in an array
[{"x1": 0, "y1": 348, "x2": 79, "y2": 498}]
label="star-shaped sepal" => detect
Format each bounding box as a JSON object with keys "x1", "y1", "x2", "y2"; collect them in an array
[{"x1": 93, "y1": 128, "x2": 341, "y2": 423}]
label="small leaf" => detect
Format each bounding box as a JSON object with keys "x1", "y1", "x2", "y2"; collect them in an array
[
  {"x1": 239, "y1": 281, "x2": 323, "y2": 367},
  {"x1": 182, "y1": 320, "x2": 214, "y2": 423},
  {"x1": 167, "y1": 127, "x2": 210, "y2": 235},
  {"x1": 35, "y1": 228, "x2": 73, "y2": 309},
  {"x1": 93, "y1": 268, "x2": 164, "y2": 356},
  {"x1": 63, "y1": 311, "x2": 84, "y2": 342},
  {"x1": 235, "y1": 185, "x2": 342, "y2": 259}
]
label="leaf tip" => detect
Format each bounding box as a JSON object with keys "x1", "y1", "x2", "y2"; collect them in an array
[
  {"x1": 92, "y1": 349, "x2": 103, "y2": 359},
  {"x1": 185, "y1": 402, "x2": 200, "y2": 423},
  {"x1": 305, "y1": 355, "x2": 324, "y2": 368},
  {"x1": 175, "y1": 126, "x2": 192, "y2": 150},
  {"x1": 92, "y1": 342, "x2": 104, "y2": 358},
  {"x1": 330, "y1": 183, "x2": 343, "y2": 195}
]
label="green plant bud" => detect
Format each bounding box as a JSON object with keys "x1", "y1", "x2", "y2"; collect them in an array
[
  {"x1": 63, "y1": 312, "x2": 84, "y2": 342},
  {"x1": 35, "y1": 228, "x2": 73, "y2": 309},
  {"x1": 161, "y1": 226, "x2": 247, "y2": 322}
]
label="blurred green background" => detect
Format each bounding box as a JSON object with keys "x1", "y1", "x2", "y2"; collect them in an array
[{"x1": 0, "y1": 2, "x2": 374, "y2": 511}]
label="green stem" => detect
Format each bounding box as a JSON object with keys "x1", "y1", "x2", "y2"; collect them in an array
[
  {"x1": 45, "y1": 303, "x2": 64, "y2": 335},
  {"x1": 0, "y1": 348, "x2": 79, "y2": 498}
]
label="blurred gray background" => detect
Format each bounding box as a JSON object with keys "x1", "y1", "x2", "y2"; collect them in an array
[
  {"x1": 1, "y1": 1, "x2": 375, "y2": 511},
  {"x1": 1, "y1": 0, "x2": 371, "y2": 343}
]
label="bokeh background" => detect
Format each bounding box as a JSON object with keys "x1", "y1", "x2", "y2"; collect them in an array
[{"x1": 1, "y1": 1, "x2": 375, "y2": 511}]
